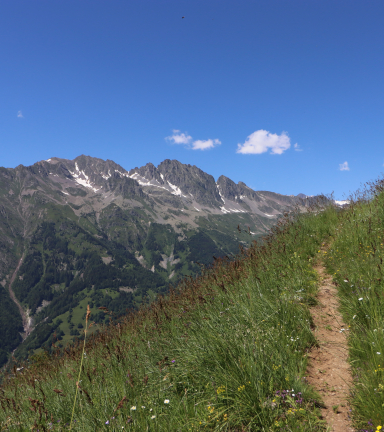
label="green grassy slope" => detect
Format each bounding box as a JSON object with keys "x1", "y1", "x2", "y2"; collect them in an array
[
  {"x1": 0, "y1": 202, "x2": 340, "y2": 431},
  {"x1": 7, "y1": 175, "x2": 384, "y2": 431},
  {"x1": 324, "y1": 181, "x2": 384, "y2": 431}
]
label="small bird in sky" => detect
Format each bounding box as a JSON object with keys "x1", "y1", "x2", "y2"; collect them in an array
[{"x1": 182, "y1": 16, "x2": 185, "y2": 19}]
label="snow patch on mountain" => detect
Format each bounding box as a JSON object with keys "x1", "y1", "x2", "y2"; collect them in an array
[
  {"x1": 129, "y1": 171, "x2": 188, "y2": 198},
  {"x1": 334, "y1": 200, "x2": 350, "y2": 206},
  {"x1": 102, "y1": 170, "x2": 111, "y2": 180},
  {"x1": 68, "y1": 165, "x2": 101, "y2": 192},
  {"x1": 115, "y1": 170, "x2": 128, "y2": 178},
  {"x1": 168, "y1": 181, "x2": 187, "y2": 198},
  {"x1": 220, "y1": 205, "x2": 247, "y2": 214},
  {"x1": 74, "y1": 178, "x2": 100, "y2": 192},
  {"x1": 130, "y1": 173, "x2": 169, "y2": 191},
  {"x1": 216, "y1": 184, "x2": 225, "y2": 203}
]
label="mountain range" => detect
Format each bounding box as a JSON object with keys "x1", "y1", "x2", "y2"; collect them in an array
[{"x1": 0, "y1": 155, "x2": 316, "y2": 368}]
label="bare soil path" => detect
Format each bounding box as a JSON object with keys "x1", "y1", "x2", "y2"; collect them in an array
[
  {"x1": 306, "y1": 257, "x2": 354, "y2": 432},
  {"x1": 7, "y1": 254, "x2": 33, "y2": 339}
]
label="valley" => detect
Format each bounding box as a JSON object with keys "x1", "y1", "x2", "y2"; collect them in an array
[{"x1": 0, "y1": 155, "x2": 316, "y2": 367}]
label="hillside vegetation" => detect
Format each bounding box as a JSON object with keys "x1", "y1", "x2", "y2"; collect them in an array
[
  {"x1": 1, "y1": 181, "x2": 384, "y2": 431},
  {"x1": 324, "y1": 183, "x2": 384, "y2": 429},
  {"x1": 0, "y1": 155, "x2": 309, "y2": 366}
]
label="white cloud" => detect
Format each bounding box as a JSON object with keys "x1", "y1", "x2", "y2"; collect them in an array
[
  {"x1": 191, "y1": 139, "x2": 221, "y2": 151},
  {"x1": 166, "y1": 130, "x2": 192, "y2": 145},
  {"x1": 294, "y1": 143, "x2": 303, "y2": 152},
  {"x1": 17, "y1": 111, "x2": 23, "y2": 118},
  {"x1": 339, "y1": 161, "x2": 350, "y2": 171},
  {"x1": 165, "y1": 130, "x2": 221, "y2": 151},
  {"x1": 236, "y1": 130, "x2": 291, "y2": 155}
]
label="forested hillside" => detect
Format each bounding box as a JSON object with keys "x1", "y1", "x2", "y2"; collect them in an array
[{"x1": 0, "y1": 155, "x2": 315, "y2": 367}]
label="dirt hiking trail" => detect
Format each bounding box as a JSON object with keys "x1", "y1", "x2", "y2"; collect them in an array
[{"x1": 306, "y1": 253, "x2": 354, "y2": 432}]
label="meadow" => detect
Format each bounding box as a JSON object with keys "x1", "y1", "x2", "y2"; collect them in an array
[
  {"x1": 324, "y1": 181, "x2": 384, "y2": 432},
  {"x1": 1, "y1": 182, "x2": 384, "y2": 431}
]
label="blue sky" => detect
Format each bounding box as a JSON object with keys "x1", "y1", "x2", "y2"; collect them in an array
[{"x1": 1, "y1": 1, "x2": 384, "y2": 199}]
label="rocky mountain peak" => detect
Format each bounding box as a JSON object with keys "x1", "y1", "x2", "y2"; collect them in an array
[
  {"x1": 216, "y1": 176, "x2": 261, "y2": 203},
  {"x1": 129, "y1": 162, "x2": 165, "y2": 185},
  {"x1": 157, "y1": 160, "x2": 221, "y2": 207},
  {"x1": 6, "y1": 154, "x2": 314, "y2": 218}
]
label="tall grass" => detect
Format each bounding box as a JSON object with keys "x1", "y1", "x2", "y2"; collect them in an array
[
  {"x1": 69, "y1": 305, "x2": 91, "y2": 430},
  {"x1": 324, "y1": 180, "x2": 384, "y2": 431},
  {"x1": 0, "y1": 204, "x2": 339, "y2": 431}
]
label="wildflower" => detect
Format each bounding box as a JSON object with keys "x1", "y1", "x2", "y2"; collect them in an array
[
  {"x1": 105, "y1": 421, "x2": 109, "y2": 425},
  {"x1": 164, "y1": 399, "x2": 170, "y2": 404},
  {"x1": 358, "y1": 298, "x2": 363, "y2": 301},
  {"x1": 151, "y1": 415, "x2": 156, "y2": 419},
  {"x1": 141, "y1": 406, "x2": 145, "y2": 409},
  {"x1": 130, "y1": 406, "x2": 136, "y2": 410},
  {"x1": 377, "y1": 352, "x2": 381, "y2": 355},
  {"x1": 217, "y1": 385, "x2": 226, "y2": 395}
]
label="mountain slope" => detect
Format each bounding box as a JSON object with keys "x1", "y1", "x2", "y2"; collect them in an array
[
  {"x1": 0, "y1": 155, "x2": 314, "y2": 366},
  {"x1": 0, "y1": 195, "x2": 339, "y2": 431}
]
